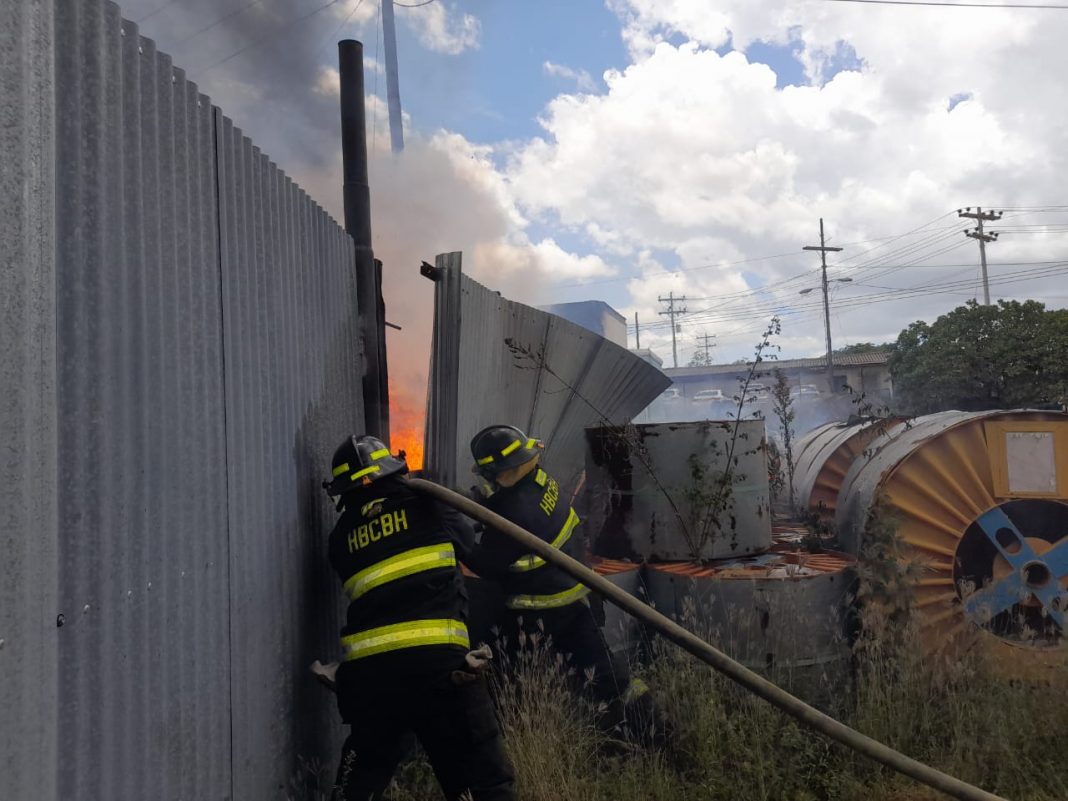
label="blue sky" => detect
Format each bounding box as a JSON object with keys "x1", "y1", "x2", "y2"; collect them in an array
[{"x1": 120, "y1": 0, "x2": 1068, "y2": 368}]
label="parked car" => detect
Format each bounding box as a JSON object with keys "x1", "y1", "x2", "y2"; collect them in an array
[
  {"x1": 743, "y1": 383, "x2": 770, "y2": 401},
  {"x1": 789, "y1": 384, "x2": 821, "y2": 398},
  {"x1": 661, "y1": 387, "x2": 682, "y2": 400},
  {"x1": 692, "y1": 388, "x2": 726, "y2": 402}
]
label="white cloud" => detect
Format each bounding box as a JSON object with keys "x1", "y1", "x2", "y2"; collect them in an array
[
  {"x1": 543, "y1": 61, "x2": 597, "y2": 93},
  {"x1": 398, "y1": 1, "x2": 481, "y2": 55}
]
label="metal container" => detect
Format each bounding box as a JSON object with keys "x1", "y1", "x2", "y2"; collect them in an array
[
  {"x1": 644, "y1": 551, "x2": 856, "y2": 673},
  {"x1": 585, "y1": 421, "x2": 773, "y2": 561},
  {"x1": 835, "y1": 409, "x2": 1068, "y2": 673},
  {"x1": 793, "y1": 418, "x2": 904, "y2": 520},
  {"x1": 590, "y1": 558, "x2": 647, "y2": 659}
]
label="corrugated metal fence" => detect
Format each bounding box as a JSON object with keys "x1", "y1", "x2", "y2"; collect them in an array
[
  {"x1": 424, "y1": 252, "x2": 670, "y2": 494},
  {"x1": 2, "y1": 1, "x2": 362, "y2": 798}
]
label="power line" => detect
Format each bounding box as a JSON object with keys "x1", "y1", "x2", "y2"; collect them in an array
[
  {"x1": 135, "y1": 0, "x2": 181, "y2": 24},
  {"x1": 191, "y1": 0, "x2": 343, "y2": 78},
  {"x1": 175, "y1": 0, "x2": 265, "y2": 46},
  {"x1": 394, "y1": 0, "x2": 438, "y2": 6}
]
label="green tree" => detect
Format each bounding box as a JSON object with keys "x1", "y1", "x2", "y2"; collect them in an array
[
  {"x1": 888, "y1": 299, "x2": 1068, "y2": 414},
  {"x1": 834, "y1": 342, "x2": 891, "y2": 356},
  {"x1": 688, "y1": 348, "x2": 713, "y2": 367}
]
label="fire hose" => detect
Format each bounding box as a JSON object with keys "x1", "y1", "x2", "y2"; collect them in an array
[{"x1": 406, "y1": 477, "x2": 1008, "y2": 801}]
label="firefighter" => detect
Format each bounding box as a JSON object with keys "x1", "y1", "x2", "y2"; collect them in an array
[
  {"x1": 467, "y1": 424, "x2": 659, "y2": 744},
  {"x1": 323, "y1": 434, "x2": 516, "y2": 801}
]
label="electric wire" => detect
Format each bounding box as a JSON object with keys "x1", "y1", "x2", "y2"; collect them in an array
[
  {"x1": 191, "y1": 0, "x2": 344, "y2": 78},
  {"x1": 175, "y1": 0, "x2": 266, "y2": 46},
  {"x1": 135, "y1": 0, "x2": 181, "y2": 24}
]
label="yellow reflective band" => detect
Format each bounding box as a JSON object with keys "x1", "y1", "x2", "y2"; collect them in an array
[
  {"x1": 343, "y1": 544, "x2": 456, "y2": 601},
  {"x1": 534, "y1": 469, "x2": 548, "y2": 487},
  {"x1": 351, "y1": 465, "x2": 380, "y2": 481},
  {"x1": 507, "y1": 582, "x2": 589, "y2": 610},
  {"x1": 526, "y1": 438, "x2": 537, "y2": 449},
  {"x1": 623, "y1": 677, "x2": 650, "y2": 704},
  {"x1": 340, "y1": 618, "x2": 469, "y2": 661},
  {"x1": 370, "y1": 448, "x2": 390, "y2": 461},
  {"x1": 500, "y1": 439, "x2": 522, "y2": 457},
  {"x1": 510, "y1": 508, "x2": 580, "y2": 573},
  {"x1": 332, "y1": 462, "x2": 350, "y2": 478},
  {"x1": 477, "y1": 455, "x2": 495, "y2": 466}
]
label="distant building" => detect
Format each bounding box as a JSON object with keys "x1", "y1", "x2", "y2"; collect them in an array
[
  {"x1": 665, "y1": 350, "x2": 894, "y2": 399},
  {"x1": 541, "y1": 300, "x2": 627, "y2": 347},
  {"x1": 630, "y1": 348, "x2": 664, "y2": 369}
]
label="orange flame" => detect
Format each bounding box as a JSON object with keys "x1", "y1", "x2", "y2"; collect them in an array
[{"x1": 389, "y1": 378, "x2": 425, "y2": 470}]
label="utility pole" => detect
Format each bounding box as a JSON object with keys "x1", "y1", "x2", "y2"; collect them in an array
[
  {"x1": 697, "y1": 332, "x2": 716, "y2": 364},
  {"x1": 658, "y1": 292, "x2": 688, "y2": 368},
  {"x1": 634, "y1": 312, "x2": 640, "y2": 349},
  {"x1": 958, "y1": 207, "x2": 1001, "y2": 305},
  {"x1": 803, "y1": 218, "x2": 843, "y2": 394},
  {"x1": 381, "y1": 0, "x2": 405, "y2": 153}
]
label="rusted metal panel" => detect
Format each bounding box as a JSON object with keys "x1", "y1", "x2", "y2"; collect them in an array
[
  {"x1": 585, "y1": 421, "x2": 773, "y2": 561},
  {"x1": 590, "y1": 558, "x2": 647, "y2": 659},
  {"x1": 217, "y1": 112, "x2": 361, "y2": 799},
  {"x1": 424, "y1": 253, "x2": 670, "y2": 495},
  {"x1": 644, "y1": 551, "x2": 856, "y2": 671},
  {"x1": 0, "y1": 1, "x2": 58, "y2": 798}
]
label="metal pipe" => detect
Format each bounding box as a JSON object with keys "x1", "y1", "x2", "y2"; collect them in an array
[
  {"x1": 338, "y1": 39, "x2": 387, "y2": 441},
  {"x1": 381, "y1": 0, "x2": 405, "y2": 153},
  {"x1": 406, "y1": 477, "x2": 1008, "y2": 801}
]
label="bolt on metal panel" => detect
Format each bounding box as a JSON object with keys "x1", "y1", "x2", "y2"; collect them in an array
[
  {"x1": 425, "y1": 253, "x2": 670, "y2": 494},
  {"x1": 585, "y1": 421, "x2": 773, "y2": 562},
  {"x1": 0, "y1": 1, "x2": 59, "y2": 798}
]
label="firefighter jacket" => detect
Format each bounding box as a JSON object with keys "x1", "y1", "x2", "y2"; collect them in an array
[
  {"x1": 328, "y1": 476, "x2": 476, "y2": 674},
  {"x1": 470, "y1": 466, "x2": 588, "y2": 612}
]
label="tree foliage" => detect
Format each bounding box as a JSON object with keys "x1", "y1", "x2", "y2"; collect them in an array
[
  {"x1": 888, "y1": 299, "x2": 1068, "y2": 414},
  {"x1": 834, "y1": 342, "x2": 891, "y2": 356}
]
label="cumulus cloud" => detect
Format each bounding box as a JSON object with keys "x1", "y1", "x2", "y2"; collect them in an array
[
  {"x1": 543, "y1": 61, "x2": 597, "y2": 93},
  {"x1": 397, "y1": 0, "x2": 481, "y2": 55}
]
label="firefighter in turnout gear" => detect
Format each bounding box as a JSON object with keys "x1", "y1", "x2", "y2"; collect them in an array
[
  {"x1": 467, "y1": 425, "x2": 659, "y2": 744},
  {"x1": 323, "y1": 435, "x2": 516, "y2": 801}
]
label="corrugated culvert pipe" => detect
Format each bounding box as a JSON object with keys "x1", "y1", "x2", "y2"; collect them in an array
[{"x1": 408, "y1": 477, "x2": 1008, "y2": 801}]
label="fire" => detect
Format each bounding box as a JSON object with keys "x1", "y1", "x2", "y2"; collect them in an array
[{"x1": 389, "y1": 377, "x2": 425, "y2": 470}]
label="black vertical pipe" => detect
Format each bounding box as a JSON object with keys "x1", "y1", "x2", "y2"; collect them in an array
[{"x1": 339, "y1": 39, "x2": 387, "y2": 442}]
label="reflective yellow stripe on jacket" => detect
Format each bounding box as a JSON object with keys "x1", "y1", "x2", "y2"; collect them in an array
[
  {"x1": 507, "y1": 582, "x2": 590, "y2": 611},
  {"x1": 341, "y1": 619, "x2": 470, "y2": 661},
  {"x1": 343, "y1": 543, "x2": 456, "y2": 601},
  {"x1": 510, "y1": 507, "x2": 580, "y2": 573}
]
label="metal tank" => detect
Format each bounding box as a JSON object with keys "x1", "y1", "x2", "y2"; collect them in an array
[
  {"x1": 793, "y1": 418, "x2": 904, "y2": 521},
  {"x1": 584, "y1": 421, "x2": 773, "y2": 561},
  {"x1": 643, "y1": 550, "x2": 856, "y2": 674},
  {"x1": 835, "y1": 409, "x2": 1068, "y2": 672}
]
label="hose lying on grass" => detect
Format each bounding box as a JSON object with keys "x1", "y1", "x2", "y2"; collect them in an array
[{"x1": 407, "y1": 477, "x2": 1008, "y2": 801}]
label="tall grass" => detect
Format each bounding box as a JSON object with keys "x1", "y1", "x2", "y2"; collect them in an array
[{"x1": 372, "y1": 553, "x2": 1066, "y2": 800}]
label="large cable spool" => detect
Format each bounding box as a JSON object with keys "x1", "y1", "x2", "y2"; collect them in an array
[
  {"x1": 835, "y1": 410, "x2": 1068, "y2": 671},
  {"x1": 793, "y1": 418, "x2": 904, "y2": 521}
]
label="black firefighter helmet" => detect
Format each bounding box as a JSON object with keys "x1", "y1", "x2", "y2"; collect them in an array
[
  {"x1": 323, "y1": 434, "x2": 408, "y2": 500},
  {"x1": 470, "y1": 424, "x2": 544, "y2": 480}
]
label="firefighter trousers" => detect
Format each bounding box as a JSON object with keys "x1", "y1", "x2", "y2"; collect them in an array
[{"x1": 332, "y1": 669, "x2": 515, "y2": 801}]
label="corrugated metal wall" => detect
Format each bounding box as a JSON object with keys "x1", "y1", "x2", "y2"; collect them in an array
[
  {"x1": 425, "y1": 252, "x2": 670, "y2": 492},
  {"x1": 2, "y1": 1, "x2": 362, "y2": 798},
  {"x1": 1, "y1": 2, "x2": 58, "y2": 798}
]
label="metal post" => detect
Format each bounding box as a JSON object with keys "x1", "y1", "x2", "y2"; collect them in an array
[
  {"x1": 959, "y1": 207, "x2": 1001, "y2": 305},
  {"x1": 339, "y1": 40, "x2": 387, "y2": 441},
  {"x1": 380, "y1": 0, "x2": 405, "y2": 153},
  {"x1": 804, "y1": 218, "x2": 843, "y2": 394},
  {"x1": 634, "y1": 312, "x2": 640, "y2": 349}
]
